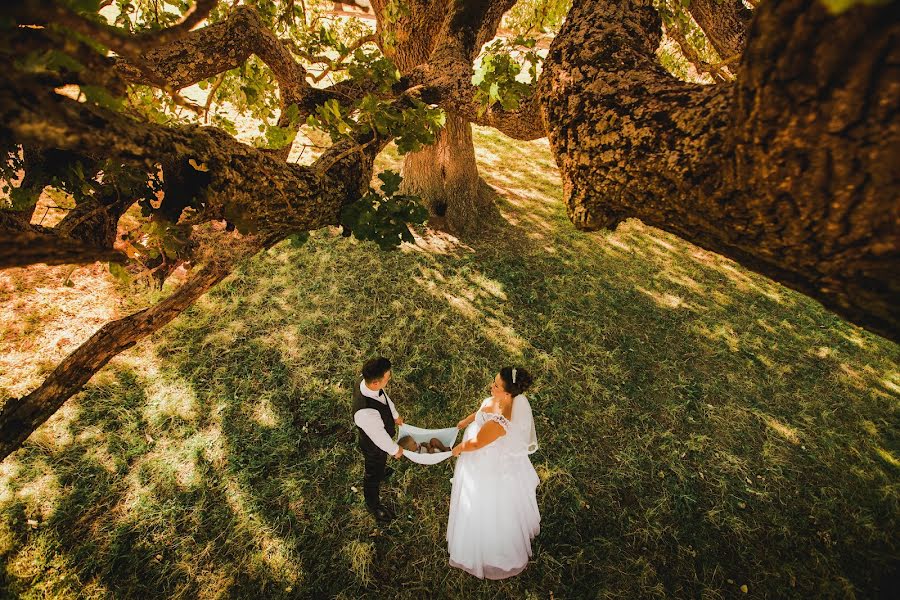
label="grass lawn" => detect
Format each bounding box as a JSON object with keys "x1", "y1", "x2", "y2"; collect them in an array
[{"x1": 1, "y1": 127, "x2": 898, "y2": 599}]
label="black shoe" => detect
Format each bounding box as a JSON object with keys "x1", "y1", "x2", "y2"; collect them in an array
[
  {"x1": 383, "y1": 467, "x2": 395, "y2": 481},
  {"x1": 368, "y1": 505, "x2": 394, "y2": 523}
]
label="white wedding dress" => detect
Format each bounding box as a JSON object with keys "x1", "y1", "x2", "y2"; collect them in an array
[{"x1": 447, "y1": 395, "x2": 540, "y2": 579}]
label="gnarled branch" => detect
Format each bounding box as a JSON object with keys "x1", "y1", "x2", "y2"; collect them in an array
[
  {"x1": 0, "y1": 230, "x2": 258, "y2": 462},
  {"x1": 539, "y1": 0, "x2": 898, "y2": 339}
]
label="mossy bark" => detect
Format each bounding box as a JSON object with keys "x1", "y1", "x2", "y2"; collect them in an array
[{"x1": 539, "y1": 0, "x2": 899, "y2": 339}]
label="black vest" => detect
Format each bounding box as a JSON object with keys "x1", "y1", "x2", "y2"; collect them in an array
[{"x1": 352, "y1": 382, "x2": 396, "y2": 454}]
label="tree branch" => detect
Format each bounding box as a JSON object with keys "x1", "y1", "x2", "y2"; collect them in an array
[
  {"x1": 115, "y1": 6, "x2": 310, "y2": 159},
  {"x1": 396, "y1": 0, "x2": 545, "y2": 141},
  {"x1": 686, "y1": 0, "x2": 752, "y2": 64},
  {"x1": 0, "y1": 230, "x2": 126, "y2": 269},
  {"x1": 0, "y1": 230, "x2": 259, "y2": 462},
  {"x1": 663, "y1": 20, "x2": 732, "y2": 82},
  {"x1": 0, "y1": 69, "x2": 384, "y2": 260},
  {"x1": 13, "y1": 0, "x2": 218, "y2": 59},
  {"x1": 539, "y1": 0, "x2": 899, "y2": 339}
]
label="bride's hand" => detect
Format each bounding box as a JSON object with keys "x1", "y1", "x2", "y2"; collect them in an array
[
  {"x1": 452, "y1": 444, "x2": 463, "y2": 457},
  {"x1": 456, "y1": 418, "x2": 468, "y2": 429}
]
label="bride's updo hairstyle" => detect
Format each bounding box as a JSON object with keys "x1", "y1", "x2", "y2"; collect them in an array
[{"x1": 498, "y1": 366, "x2": 534, "y2": 397}]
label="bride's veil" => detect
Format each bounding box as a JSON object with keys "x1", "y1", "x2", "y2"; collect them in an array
[{"x1": 513, "y1": 394, "x2": 539, "y2": 454}]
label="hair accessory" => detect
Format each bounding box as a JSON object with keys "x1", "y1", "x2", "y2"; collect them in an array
[{"x1": 511, "y1": 368, "x2": 517, "y2": 384}]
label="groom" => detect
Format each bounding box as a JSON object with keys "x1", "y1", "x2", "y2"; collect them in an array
[{"x1": 352, "y1": 357, "x2": 404, "y2": 523}]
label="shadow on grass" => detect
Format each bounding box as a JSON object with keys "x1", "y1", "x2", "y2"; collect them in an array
[{"x1": 1, "y1": 129, "x2": 898, "y2": 599}]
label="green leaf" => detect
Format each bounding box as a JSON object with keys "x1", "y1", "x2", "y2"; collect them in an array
[
  {"x1": 472, "y1": 66, "x2": 486, "y2": 86},
  {"x1": 489, "y1": 82, "x2": 501, "y2": 103},
  {"x1": 108, "y1": 261, "x2": 130, "y2": 284},
  {"x1": 378, "y1": 171, "x2": 403, "y2": 196},
  {"x1": 81, "y1": 85, "x2": 123, "y2": 111}
]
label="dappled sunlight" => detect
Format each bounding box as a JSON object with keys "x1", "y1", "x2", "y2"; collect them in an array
[
  {"x1": 879, "y1": 373, "x2": 900, "y2": 395},
  {"x1": 444, "y1": 292, "x2": 479, "y2": 320},
  {"x1": 403, "y1": 226, "x2": 471, "y2": 255},
  {"x1": 875, "y1": 447, "x2": 900, "y2": 468},
  {"x1": 251, "y1": 394, "x2": 283, "y2": 428},
  {"x1": 473, "y1": 145, "x2": 503, "y2": 166},
  {"x1": 762, "y1": 415, "x2": 801, "y2": 445},
  {"x1": 482, "y1": 316, "x2": 526, "y2": 356},
  {"x1": 144, "y1": 377, "x2": 199, "y2": 427},
  {"x1": 14, "y1": 473, "x2": 61, "y2": 522},
  {"x1": 692, "y1": 323, "x2": 741, "y2": 352},
  {"x1": 0, "y1": 262, "x2": 122, "y2": 398},
  {"x1": 662, "y1": 272, "x2": 705, "y2": 294},
  {"x1": 466, "y1": 271, "x2": 507, "y2": 301},
  {"x1": 199, "y1": 319, "x2": 249, "y2": 350},
  {"x1": 221, "y1": 477, "x2": 303, "y2": 584},
  {"x1": 635, "y1": 286, "x2": 690, "y2": 310}
]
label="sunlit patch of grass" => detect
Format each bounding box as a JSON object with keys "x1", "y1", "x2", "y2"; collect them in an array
[{"x1": 343, "y1": 540, "x2": 374, "y2": 585}]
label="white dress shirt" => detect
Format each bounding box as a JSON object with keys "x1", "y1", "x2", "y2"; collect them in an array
[{"x1": 353, "y1": 380, "x2": 400, "y2": 456}]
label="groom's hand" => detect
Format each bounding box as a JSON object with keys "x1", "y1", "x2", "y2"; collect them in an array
[
  {"x1": 393, "y1": 447, "x2": 403, "y2": 459},
  {"x1": 394, "y1": 416, "x2": 404, "y2": 426}
]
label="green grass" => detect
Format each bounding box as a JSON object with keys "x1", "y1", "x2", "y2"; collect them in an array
[{"x1": 1, "y1": 127, "x2": 898, "y2": 599}]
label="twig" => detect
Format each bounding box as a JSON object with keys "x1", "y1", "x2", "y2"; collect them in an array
[{"x1": 203, "y1": 72, "x2": 227, "y2": 123}]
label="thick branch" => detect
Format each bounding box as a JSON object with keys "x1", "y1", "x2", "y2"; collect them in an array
[
  {"x1": 686, "y1": 0, "x2": 752, "y2": 63},
  {"x1": 0, "y1": 230, "x2": 125, "y2": 269},
  {"x1": 540, "y1": 0, "x2": 898, "y2": 340},
  {"x1": 115, "y1": 7, "x2": 310, "y2": 159},
  {"x1": 399, "y1": 0, "x2": 545, "y2": 141},
  {"x1": 0, "y1": 71, "x2": 381, "y2": 246},
  {"x1": 0, "y1": 233, "x2": 258, "y2": 462},
  {"x1": 13, "y1": 0, "x2": 218, "y2": 60}
]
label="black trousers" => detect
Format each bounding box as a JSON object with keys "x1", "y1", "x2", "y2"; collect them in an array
[{"x1": 361, "y1": 449, "x2": 387, "y2": 509}]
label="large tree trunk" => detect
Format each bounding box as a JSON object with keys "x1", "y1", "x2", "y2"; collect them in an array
[
  {"x1": 372, "y1": 0, "x2": 514, "y2": 234},
  {"x1": 400, "y1": 110, "x2": 494, "y2": 234},
  {"x1": 540, "y1": 0, "x2": 899, "y2": 340}
]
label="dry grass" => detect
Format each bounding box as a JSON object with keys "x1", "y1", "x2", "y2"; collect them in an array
[{"x1": 0, "y1": 126, "x2": 898, "y2": 599}]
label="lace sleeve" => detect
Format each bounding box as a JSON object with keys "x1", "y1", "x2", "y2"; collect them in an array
[{"x1": 484, "y1": 412, "x2": 511, "y2": 431}]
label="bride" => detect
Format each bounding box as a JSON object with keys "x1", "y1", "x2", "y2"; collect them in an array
[{"x1": 447, "y1": 366, "x2": 541, "y2": 579}]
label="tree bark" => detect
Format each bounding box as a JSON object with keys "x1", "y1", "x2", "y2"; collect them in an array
[
  {"x1": 540, "y1": 0, "x2": 899, "y2": 340},
  {"x1": 0, "y1": 234, "x2": 260, "y2": 462},
  {"x1": 0, "y1": 230, "x2": 125, "y2": 269},
  {"x1": 401, "y1": 110, "x2": 495, "y2": 233},
  {"x1": 0, "y1": 70, "x2": 382, "y2": 242},
  {"x1": 687, "y1": 0, "x2": 752, "y2": 63},
  {"x1": 372, "y1": 0, "x2": 516, "y2": 234}
]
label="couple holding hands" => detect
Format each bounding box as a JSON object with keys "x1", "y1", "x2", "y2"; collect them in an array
[{"x1": 351, "y1": 357, "x2": 541, "y2": 580}]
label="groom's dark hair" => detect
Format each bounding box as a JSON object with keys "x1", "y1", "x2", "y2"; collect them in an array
[{"x1": 362, "y1": 357, "x2": 392, "y2": 383}]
